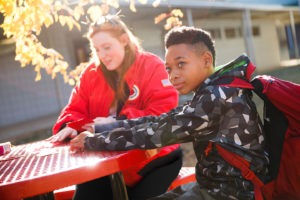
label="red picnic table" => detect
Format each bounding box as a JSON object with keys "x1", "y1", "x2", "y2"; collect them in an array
[{"x1": 0, "y1": 140, "x2": 153, "y2": 200}]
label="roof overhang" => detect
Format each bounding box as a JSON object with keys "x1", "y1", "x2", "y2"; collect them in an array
[{"x1": 119, "y1": 0, "x2": 299, "y2": 12}]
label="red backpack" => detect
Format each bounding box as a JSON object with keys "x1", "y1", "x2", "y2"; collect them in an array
[
  {"x1": 216, "y1": 72, "x2": 300, "y2": 200},
  {"x1": 205, "y1": 54, "x2": 300, "y2": 199},
  {"x1": 251, "y1": 75, "x2": 300, "y2": 200}
]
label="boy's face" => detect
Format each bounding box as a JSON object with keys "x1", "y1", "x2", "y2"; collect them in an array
[{"x1": 165, "y1": 43, "x2": 213, "y2": 95}]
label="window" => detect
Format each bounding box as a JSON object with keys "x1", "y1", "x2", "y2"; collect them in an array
[
  {"x1": 207, "y1": 28, "x2": 222, "y2": 39},
  {"x1": 252, "y1": 26, "x2": 260, "y2": 36},
  {"x1": 225, "y1": 27, "x2": 236, "y2": 39},
  {"x1": 74, "y1": 39, "x2": 90, "y2": 65}
]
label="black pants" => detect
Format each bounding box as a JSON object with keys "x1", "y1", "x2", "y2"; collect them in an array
[
  {"x1": 148, "y1": 182, "x2": 216, "y2": 200},
  {"x1": 73, "y1": 147, "x2": 183, "y2": 200}
]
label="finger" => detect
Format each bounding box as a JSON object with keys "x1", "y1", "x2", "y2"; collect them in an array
[
  {"x1": 69, "y1": 140, "x2": 83, "y2": 152},
  {"x1": 49, "y1": 135, "x2": 60, "y2": 143},
  {"x1": 70, "y1": 148, "x2": 84, "y2": 154},
  {"x1": 70, "y1": 131, "x2": 78, "y2": 138},
  {"x1": 71, "y1": 137, "x2": 85, "y2": 149},
  {"x1": 45, "y1": 136, "x2": 53, "y2": 141},
  {"x1": 58, "y1": 129, "x2": 74, "y2": 142},
  {"x1": 70, "y1": 137, "x2": 79, "y2": 146},
  {"x1": 69, "y1": 145, "x2": 80, "y2": 153},
  {"x1": 57, "y1": 132, "x2": 67, "y2": 142}
]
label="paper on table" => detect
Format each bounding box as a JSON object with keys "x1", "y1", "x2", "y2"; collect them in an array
[{"x1": 0, "y1": 142, "x2": 11, "y2": 155}]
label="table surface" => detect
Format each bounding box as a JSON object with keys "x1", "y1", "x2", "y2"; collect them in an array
[{"x1": 0, "y1": 140, "x2": 150, "y2": 200}]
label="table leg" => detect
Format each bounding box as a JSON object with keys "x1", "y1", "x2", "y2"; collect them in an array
[{"x1": 109, "y1": 172, "x2": 129, "y2": 200}]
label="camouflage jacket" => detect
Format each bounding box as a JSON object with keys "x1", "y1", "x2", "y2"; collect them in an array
[{"x1": 85, "y1": 54, "x2": 269, "y2": 200}]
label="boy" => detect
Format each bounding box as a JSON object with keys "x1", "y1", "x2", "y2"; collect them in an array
[{"x1": 70, "y1": 26, "x2": 269, "y2": 200}]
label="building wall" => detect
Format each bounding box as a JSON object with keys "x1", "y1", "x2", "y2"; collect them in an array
[
  {"x1": 0, "y1": 53, "x2": 59, "y2": 127},
  {"x1": 131, "y1": 14, "x2": 284, "y2": 71},
  {"x1": 194, "y1": 18, "x2": 247, "y2": 66},
  {"x1": 193, "y1": 17, "x2": 282, "y2": 70},
  {"x1": 252, "y1": 19, "x2": 281, "y2": 70},
  {"x1": 130, "y1": 19, "x2": 166, "y2": 59}
]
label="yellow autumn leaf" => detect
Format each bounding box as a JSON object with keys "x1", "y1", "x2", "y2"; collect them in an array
[
  {"x1": 54, "y1": 1, "x2": 63, "y2": 10},
  {"x1": 154, "y1": 13, "x2": 168, "y2": 24},
  {"x1": 74, "y1": 6, "x2": 84, "y2": 20},
  {"x1": 44, "y1": 14, "x2": 54, "y2": 28},
  {"x1": 164, "y1": 23, "x2": 171, "y2": 30},
  {"x1": 34, "y1": 64, "x2": 40, "y2": 72},
  {"x1": 53, "y1": 65, "x2": 63, "y2": 73},
  {"x1": 171, "y1": 9, "x2": 184, "y2": 18},
  {"x1": 107, "y1": 0, "x2": 120, "y2": 9},
  {"x1": 152, "y1": 0, "x2": 161, "y2": 7},
  {"x1": 68, "y1": 78, "x2": 75, "y2": 86},
  {"x1": 35, "y1": 72, "x2": 42, "y2": 81},
  {"x1": 51, "y1": 72, "x2": 57, "y2": 79},
  {"x1": 45, "y1": 58, "x2": 55, "y2": 69},
  {"x1": 53, "y1": 13, "x2": 58, "y2": 22},
  {"x1": 87, "y1": 5, "x2": 103, "y2": 22},
  {"x1": 138, "y1": 0, "x2": 147, "y2": 4},
  {"x1": 98, "y1": 3, "x2": 109, "y2": 15},
  {"x1": 66, "y1": 18, "x2": 74, "y2": 31},
  {"x1": 59, "y1": 15, "x2": 66, "y2": 26},
  {"x1": 0, "y1": 0, "x2": 14, "y2": 15},
  {"x1": 60, "y1": 61, "x2": 68, "y2": 70},
  {"x1": 74, "y1": 21, "x2": 81, "y2": 31},
  {"x1": 129, "y1": 0, "x2": 136, "y2": 12}
]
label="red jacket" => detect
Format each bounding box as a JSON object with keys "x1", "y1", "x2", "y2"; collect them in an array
[{"x1": 53, "y1": 51, "x2": 180, "y2": 186}]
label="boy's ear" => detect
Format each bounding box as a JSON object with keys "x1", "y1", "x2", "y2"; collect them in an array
[{"x1": 203, "y1": 51, "x2": 213, "y2": 68}]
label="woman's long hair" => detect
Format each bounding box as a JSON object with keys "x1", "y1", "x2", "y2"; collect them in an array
[{"x1": 87, "y1": 14, "x2": 142, "y2": 108}]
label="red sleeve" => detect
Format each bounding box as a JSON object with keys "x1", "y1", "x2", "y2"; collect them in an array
[{"x1": 52, "y1": 65, "x2": 93, "y2": 134}]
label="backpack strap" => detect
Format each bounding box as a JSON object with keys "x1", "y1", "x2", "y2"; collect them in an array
[
  {"x1": 215, "y1": 144, "x2": 264, "y2": 200},
  {"x1": 251, "y1": 77, "x2": 287, "y2": 179},
  {"x1": 205, "y1": 142, "x2": 264, "y2": 200},
  {"x1": 216, "y1": 77, "x2": 254, "y2": 89}
]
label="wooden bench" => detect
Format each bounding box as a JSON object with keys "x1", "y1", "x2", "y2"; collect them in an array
[{"x1": 54, "y1": 167, "x2": 196, "y2": 200}]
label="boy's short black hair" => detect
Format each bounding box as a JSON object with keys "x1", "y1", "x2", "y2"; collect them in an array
[{"x1": 164, "y1": 26, "x2": 216, "y2": 66}]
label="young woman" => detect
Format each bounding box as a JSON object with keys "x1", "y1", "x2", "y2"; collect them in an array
[
  {"x1": 70, "y1": 26, "x2": 269, "y2": 200},
  {"x1": 51, "y1": 15, "x2": 182, "y2": 200}
]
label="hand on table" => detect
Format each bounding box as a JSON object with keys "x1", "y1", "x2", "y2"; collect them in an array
[
  {"x1": 47, "y1": 127, "x2": 78, "y2": 143},
  {"x1": 48, "y1": 117, "x2": 115, "y2": 144},
  {"x1": 70, "y1": 131, "x2": 94, "y2": 152}
]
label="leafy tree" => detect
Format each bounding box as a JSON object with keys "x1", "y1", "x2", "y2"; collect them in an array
[{"x1": 0, "y1": 0, "x2": 183, "y2": 85}]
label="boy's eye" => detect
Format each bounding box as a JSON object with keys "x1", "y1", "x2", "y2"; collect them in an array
[
  {"x1": 103, "y1": 46, "x2": 111, "y2": 50},
  {"x1": 178, "y1": 62, "x2": 185, "y2": 68}
]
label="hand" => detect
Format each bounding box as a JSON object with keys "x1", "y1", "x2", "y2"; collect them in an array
[
  {"x1": 47, "y1": 127, "x2": 77, "y2": 143},
  {"x1": 70, "y1": 131, "x2": 94, "y2": 153}
]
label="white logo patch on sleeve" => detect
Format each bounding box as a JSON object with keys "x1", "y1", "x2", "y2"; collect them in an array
[
  {"x1": 128, "y1": 85, "x2": 140, "y2": 101},
  {"x1": 161, "y1": 79, "x2": 172, "y2": 87}
]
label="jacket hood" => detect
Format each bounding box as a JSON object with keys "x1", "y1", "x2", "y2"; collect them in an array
[{"x1": 198, "y1": 54, "x2": 256, "y2": 91}]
